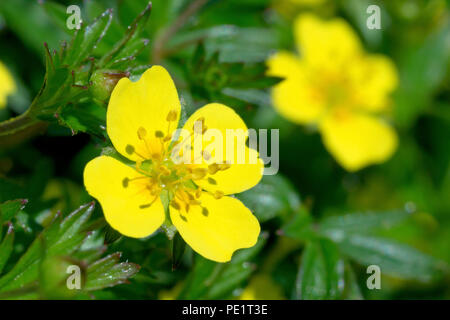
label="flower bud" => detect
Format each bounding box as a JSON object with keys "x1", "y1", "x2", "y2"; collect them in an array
[{"x1": 89, "y1": 69, "x2": 130, "y2": 104}]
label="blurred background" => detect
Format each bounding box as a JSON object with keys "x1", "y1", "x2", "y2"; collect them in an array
[{"x1": 0, "y1": 0, "x2": 449, "y2": 299}]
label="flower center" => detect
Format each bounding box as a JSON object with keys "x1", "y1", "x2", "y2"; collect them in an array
[{"x1": 122, "y1": 111, "x2": 230, "y2": 221}]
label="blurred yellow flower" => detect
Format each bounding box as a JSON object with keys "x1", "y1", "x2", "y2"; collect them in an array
[
  {"x1": 267, "y1": 14, "x2": 398, "y2": 171},
  {"x1": 84, "y1": 66, "x2": 262, "y2": 262},
  {"x1": 239, "y1": 274, "x2": 284, "y2": 300},
  {"x1": 0, "y1": 61, "x2": 16, "y2": 109}
]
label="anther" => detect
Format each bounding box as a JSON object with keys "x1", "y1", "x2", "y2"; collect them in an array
[
  {"x1": 125, "y1": 144, "x2": 135, "y2": 155},
  {"x1": 122, "y1": 177, "x2": 129, "y2": 188},
  {"x1": 214, "y1": 191, "x2": 224, "y2": 199},
  {"x1": 192, "y1": 168, "x2": 208, "y2": 180},
  {"x1": 207, "y1": 177, "x2": 217, "y2": 185},
  {"x1": 219, "y1": 163, "x2": 231, "y2": 171},
  {"x1": 137, "y1": 127, "x2": 147, "y2": 139},
  {"x1": 201, "y1": 207, "x2": 209, "y2": 217},
  {"x1": 208, "y1": 163, "x2": 220, "y2": 175},
  {"x1": 166, "y1": 110, "x2": 178, "y2": 122},
  {"x1": 170, "y1": 200, "x2": 181, "y2": 210},
  {"x1": 155, "y1": 130, "x2": 164, "y2": 138}
]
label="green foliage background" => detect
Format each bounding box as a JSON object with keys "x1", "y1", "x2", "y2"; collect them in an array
[{"x1": 0, "y1": 0, "x2": 449, "y2": 299}]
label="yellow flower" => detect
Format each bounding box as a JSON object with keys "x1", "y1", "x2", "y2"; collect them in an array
[
  {"x1": 0, "y1": 61, "x2": 16, "y2": 109},
  {"x1": 267, "y1": 14, "x2": 398, "y2": 171},
  {"x1": 84, "y1": 66, "x2": 263, "y2": 262}
]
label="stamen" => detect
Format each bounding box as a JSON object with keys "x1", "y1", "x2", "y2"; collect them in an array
[
  {"x1": 208, "y1": 163, "x2": 220, "y2": 175},
  {"x1": 219, "y1": 162, "x2": 231, "y2": 171},
  {"x1": 192, "y1": 168, "x2": 208, "y2": 180},
  {"x1": 170, "y1": 200, "x2": 181, "y2": 210},
  {"x1": 126, "y1": 144, "x2": 146, "y2": 159},
  {"x1": 125, "y1": 144, "x2": 135, "y2": 155},
  {"x1": 122, "y1": 176, "x2": 148, "y2": 188},
  {"x1": 137, "y1": 127, "x2": 147, "y2": 140},
  {"x1": 166, "y1": 110, "x2": 178, "y2": 122},
  {"x1": 214, "y1": 191, "x2": 224, "y2": 199},
  {"x1": 207, "y1": 177, "x2": 217, "y2": 185}
]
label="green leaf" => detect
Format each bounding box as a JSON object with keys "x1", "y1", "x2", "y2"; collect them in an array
[
  {"x1": 394, "y1": 22, "x2": 450, "y2": 128},
  {"x1": 65, "y1": 9, "x2": 113, "y2": 66},
  {"x1": 99, "y1": 2, "x2": 152, "y2": 68},
  {"x1": 318, "y1": 210, "x2": 411, "y2": 237},
  {"x1": 342, "y1": 262, "x2": 363, "y2": 300},
  {"x1": 58, "y1": 102, "x2": 107, "y2": 137},
  {"x1": 0, "y1": 202, "x2": 95, "y2": 292},
  {"x1": 295, "y1": 240, "x2": 345, "y2": 300},
  {"x1": 0, "y1": 199, "x2": 28, "y2": 222},
  {"x1": 281, "y1": 207, "x2": 314, "y2": 241},
  {"x1": 0, "y1": 224, "x2": 14, "y2": 274},
  {"x1": 104, "y1": 225, "x2": 123, "y2": 245},
  {"x1": 334, "y1": 234, "x2": 447, "y2": 282},
  {"x1": 84, "y1": 253, "x2": 140, "y2": 291},
  {"x1": 172, "y1": 232, "x2": 186, "y2": 270},
  {"x1": 236, "y1": 174, "x2": 301, "y2": 222},
  {"x1": 178, "y1": 233, "x2": 268, "y2": 299},
  {"x1": 41, "y1": 1, "x2": 74, "y2": 35}
]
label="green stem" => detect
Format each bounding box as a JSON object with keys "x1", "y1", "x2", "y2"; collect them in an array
[
  {"x1": 0, "y1": 111, "x2": 46, "y2": 148},
  {"x1": 0, "y1": 110, "x2": 38, "y2": 136}
]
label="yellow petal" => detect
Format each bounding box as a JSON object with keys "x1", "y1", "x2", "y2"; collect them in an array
[
  {"x1": 267, "y1": 51, "x2": 326, "y2": 124},
  {"x1": 179, "y1": 103, "x2": 264, "y2": 195},
  {"x1": 107, "y1": 65, "x2": 181, "y2": 161},
  {"x1": 294, "y1": 13, "x2": 362, "y2": 70},
  {"x1": 0, "y1": 61, "x2": 16, "y2": 109},
  {"x1": 349, "y1": 55, "x2": 398, "y2": 112},
  {"x1": 266, "y1": 51, "x2": 303, "y2": 79},
  {"x1": 170, "y1": 192, "x2": 260, "y2": 262},
  {"x1": 320, "y1": 112, "x2": 398, "y2": 171},
  {"x1": 84, "y1": 156, "x2": 165, "y2": 238}
]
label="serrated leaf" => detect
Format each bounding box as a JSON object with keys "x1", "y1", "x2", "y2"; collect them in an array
[
  {"x1": 65, "y1": 9, "x2": 113, "y2": 65},
  {"x1": 99, "y1": 2, "x2": 152, "y2": 67},
  {"x1": 296, "y1": 240, "x2": 344, "y2": 300},
  {"x1": 58, "y1": 102, "x2": 107, "y2": 137},
  {"x1": 335, "y1": 234, "x2": 447, "y2": 282},
  {"x1": 84, "y1": 253, "x2": 140, "y2": 291},
  {"x1": 0, "y1": 203, "x2": 95, "y2": 292},
  {"x1": 0, "y1": 199, "x2": 28, "y2": 222}
]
